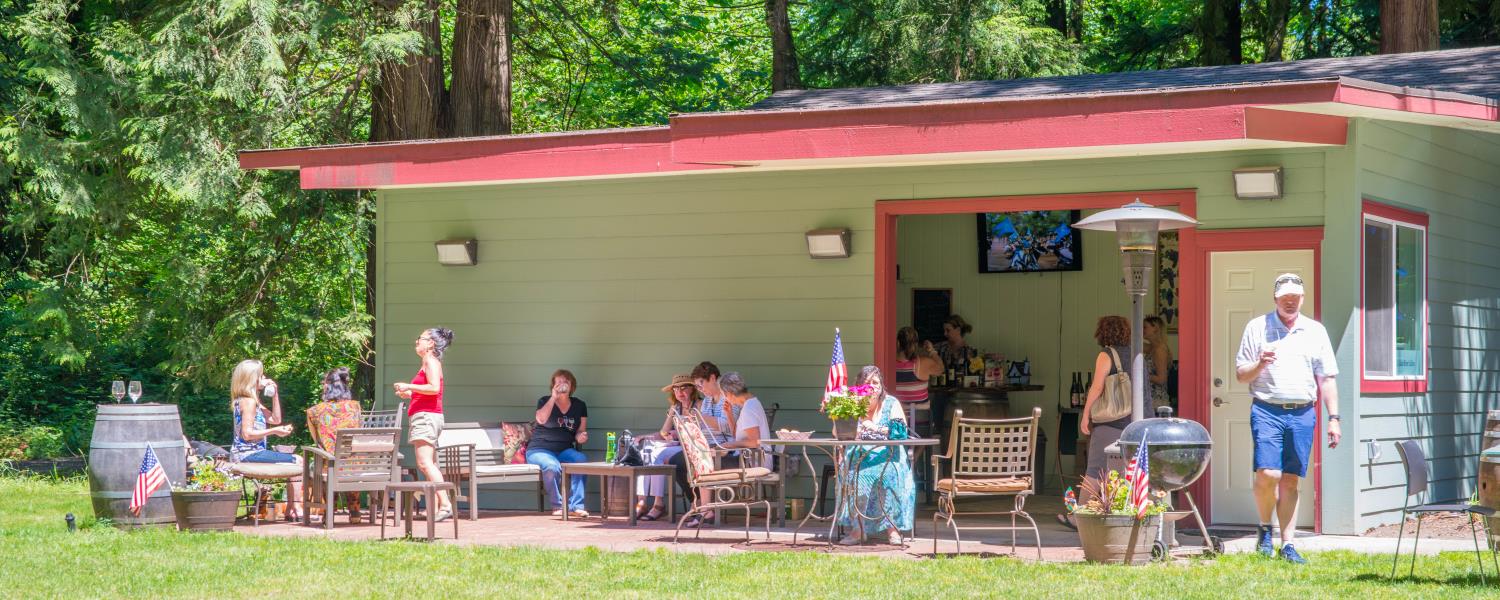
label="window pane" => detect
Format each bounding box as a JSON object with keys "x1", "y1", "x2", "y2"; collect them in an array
[
  {"x1": 1395, "y1": 225, "x2": 1424, "y2": 376},
  {"x1": 1364, "y1": 219, "x2": 1393, "y2": 376}
]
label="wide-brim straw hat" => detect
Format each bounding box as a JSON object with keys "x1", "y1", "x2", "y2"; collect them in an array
[{"x1": 661, "y1": 373, "x2": 694, "y2": 392}]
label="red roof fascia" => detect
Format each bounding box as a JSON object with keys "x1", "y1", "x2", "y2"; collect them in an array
[{"x1": 236, "y1": 79, "x2": 1494, "y2": 189}]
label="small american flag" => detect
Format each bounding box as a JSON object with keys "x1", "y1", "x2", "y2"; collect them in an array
[
  {"x1": 825, "y1": 328, "x2": 847, "y2": 398},
  {"x1": 130, "y1": 444, "x2": 168, "y2": 516},
  {"x1": 1125, "y1": 439, "x2": 1151, "y2": 517}
]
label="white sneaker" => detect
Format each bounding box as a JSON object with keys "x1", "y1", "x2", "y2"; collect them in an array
[
  {"x1": 838, "y1": 533, "x2": 865, "y2": 546},
  {"x1": 887, "y1": 530, "x2": 903, "y2": 545}
]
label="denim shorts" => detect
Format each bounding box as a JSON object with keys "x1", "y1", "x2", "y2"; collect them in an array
[
  {"x1": 1250, "y1": 400, "x2": 1315, "y2": 477},
  {"x1": 240, "y1": 449, "x2": 298, "y2": 464}
]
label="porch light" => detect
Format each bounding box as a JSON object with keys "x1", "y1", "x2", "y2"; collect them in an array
[
  {"x1": 1233, "y1": 166, "x2": 1283, "y2": 200},
  {"x1": 434, "y1": 238, "x2": 478, "y2": 266},
  {"x1": 805, "y1": 228, "x2": 852, "y2": 259},
  {"x1": 1075, "y1": 200, "x2": 1198, "y2": 421}
]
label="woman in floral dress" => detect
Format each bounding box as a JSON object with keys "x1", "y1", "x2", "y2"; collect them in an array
[{"x1": 837, "y1": 366, "x2": 915, "y2": 546}]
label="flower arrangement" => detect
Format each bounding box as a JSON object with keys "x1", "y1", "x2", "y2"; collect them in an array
[
  {"x1": 1066, "y1": 470, "x2": 1168, "y2": 518},
  {"x1": 822, "y1": 384, "x2": 876, "y2": 421},
  {"x1": 173, "y1": 458, "x2": 239, "y2": 493}
]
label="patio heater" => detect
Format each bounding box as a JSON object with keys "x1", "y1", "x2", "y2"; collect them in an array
[{"x1": 1074, "y1": 200, "x2": 1198, "y2": 422}]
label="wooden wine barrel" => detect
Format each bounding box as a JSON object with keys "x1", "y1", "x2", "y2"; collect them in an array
[
  {"x1": 1483, "y1": 411, "x2": 1500, "y2": 452},
  {"x1": 1481, "y1": 448, "x2": 1500, "y2": 546},
  {"x1": 88, "y1": 404, "x2": 188, "y2": 528},
  {"x1": 606, "y1": 475, "x2": 631, "y2": 516}
]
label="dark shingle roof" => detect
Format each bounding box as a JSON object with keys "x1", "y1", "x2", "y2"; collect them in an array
[{"x1": 749, "y1": 46, "x2": 1500, "y2": 111}]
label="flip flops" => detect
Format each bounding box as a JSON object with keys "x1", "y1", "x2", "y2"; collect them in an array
[{"x1": 1056, "y1": 513, "x2": 1077, "y2": 531}]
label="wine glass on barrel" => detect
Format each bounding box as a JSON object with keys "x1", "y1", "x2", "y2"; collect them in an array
[
  {"x1": 128, "y1": 381, "x2": 142, "y2": 404},
  {"x1": 111, "y1": 380, "x2": 125, "y2": 404}
]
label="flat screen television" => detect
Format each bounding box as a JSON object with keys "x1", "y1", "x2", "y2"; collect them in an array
[{"x1": 976, "y1": 210, "x2": 1083, "y2": 273}]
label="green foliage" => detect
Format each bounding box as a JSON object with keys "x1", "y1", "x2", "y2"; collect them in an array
[
  {"x1": 822, "y1": 385, "x2": 873, "y2": 421},
  {"x1": 1073, "y1": 469, "x2": 1167, "y2": 517},
  {"x1": 173, "y1": 458, "x2": 237, "y2": 492}
]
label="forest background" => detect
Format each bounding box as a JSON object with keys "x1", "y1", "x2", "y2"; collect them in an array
[{"x1": 1, "y1": 0, "x2": 1495, "y2": 455}]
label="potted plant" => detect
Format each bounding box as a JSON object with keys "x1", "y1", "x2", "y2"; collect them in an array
[
  {"x1": 823, "y1": 384, "x2": 874, "y2": 440},
  {"x1": 1066, "y1": 470, "x2": 1168, "y2": 564},
  {"x1": 170, "y1": 458, "x2": 241, "y2": 532}
]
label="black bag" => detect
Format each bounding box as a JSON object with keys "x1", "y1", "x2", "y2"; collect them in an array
[{"x1": 613, "y1": 429, "x2": 644, "y2": 466}]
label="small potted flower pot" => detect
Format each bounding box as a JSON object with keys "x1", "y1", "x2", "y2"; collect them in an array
[
  {"x1": 1074, "y1": 513, "x2": 1161, "y2": 564},
  {"x1": 831, "y1": 418, "x2": 858, "y2": 441},
  {"x1": 171, "y1": 489, "x2": 241, "y2": 532}
]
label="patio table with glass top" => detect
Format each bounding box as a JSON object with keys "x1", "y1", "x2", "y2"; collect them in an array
[{"x1": 774, "y1": 437, "x2": 939, "y2": 547}]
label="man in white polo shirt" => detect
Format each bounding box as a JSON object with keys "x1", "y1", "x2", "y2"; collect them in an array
[{"x1": 1235, "y1": 273, "x2": 1342, "y2": 564}]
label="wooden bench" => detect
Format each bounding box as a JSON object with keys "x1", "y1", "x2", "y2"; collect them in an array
[{"x1": 437, "y1": 421, "x2": 545, "y2": 520}]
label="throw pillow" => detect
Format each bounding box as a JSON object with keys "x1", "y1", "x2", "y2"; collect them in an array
[{"x1": 500, "y1": 421, "x2": 534, "y2": 464}]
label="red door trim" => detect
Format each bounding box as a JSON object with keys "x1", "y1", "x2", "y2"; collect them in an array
[{"x1": 1189, "y1": 227, "x2": 1324, "y2": 531}]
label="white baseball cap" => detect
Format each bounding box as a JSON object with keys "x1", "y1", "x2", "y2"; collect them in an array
[{"x1": 1273, "y1": 273, "x2": 1305, "y2": 297}]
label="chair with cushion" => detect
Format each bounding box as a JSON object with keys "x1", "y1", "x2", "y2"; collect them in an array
[
  {"x1": 931, "y1": 407, "x2": 1042, "y2": 559},
  {"x1": 231, "y1": 460, "x2": 304, "y2": 526},
  {"x1": 1390, "y1": 440, "x2": 1497, "y2": 582},
  {"x1": 436, "y1": 421, "x2": 544, "y2": 520},
  {"x1": 302, "y1": 427, "x2": 402, "y2": 530},
  {"x1": 671, "y1": 412, "x2": 775, "y2": 543}
]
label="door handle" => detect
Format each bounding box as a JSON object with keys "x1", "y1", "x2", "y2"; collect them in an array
[{"x1": 1213, "y1": 397, "x2": 1228, "y2": 407}]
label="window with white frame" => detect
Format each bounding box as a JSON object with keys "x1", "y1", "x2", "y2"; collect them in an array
[{"x1": 1362, "y1": 210, "x2": 1426, "y2": 380}]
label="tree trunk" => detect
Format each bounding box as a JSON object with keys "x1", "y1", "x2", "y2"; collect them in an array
[
  {"x1": 1380, "y1": 0, "x2": 1439, "y2": 53},
  {"x1": 362, "y1": 0, "x2": 448, "y2": 402},
  {"x1": 1069, "y1": 0, "x2": 1084, "y2": 40},
  {"x1": 451, "y1": 0, "x2": 513, "y2": 136},
  {"x1": 370, "y1": 0, "x2": 447, "y2": 142},
  {"x1": 1199, "y1": 0, "x2": 1243, "y2": 66},
  {"x1": 1259, "y1": 0, "x2": 1292, "y2": 61},
  {"x1": 1046, "y1": 0, "x2": 1067, "y2": 35},
  {"x1": 765, "y1": 0, "x2": 801, "y2": 91}
]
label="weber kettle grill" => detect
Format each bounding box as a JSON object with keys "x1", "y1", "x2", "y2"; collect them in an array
[{"x1": 1116, "y1": 407, "x2": 1221, "y2": 559}]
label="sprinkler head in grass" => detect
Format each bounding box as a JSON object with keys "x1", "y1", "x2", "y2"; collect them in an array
[{"x1": 65, "y1": 513, "x2": 76, "y2": 532}]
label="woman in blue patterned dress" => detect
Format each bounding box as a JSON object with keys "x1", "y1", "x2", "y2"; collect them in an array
[{"x1": 838, "y1": 366, "x2": 915, "y2": 546}]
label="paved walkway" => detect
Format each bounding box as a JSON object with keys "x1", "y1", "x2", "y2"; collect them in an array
[{"x1": 237, "y1": 496, "x2": 1486, "y2": 560}]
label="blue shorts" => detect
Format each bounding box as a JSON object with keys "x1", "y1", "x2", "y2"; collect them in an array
[
  {"x1": 240, "y1": 449, "x2": 298, "y2": 464},
  {"x1": 1250, "y1": 400, "x2": 1314, "y2": 477}
]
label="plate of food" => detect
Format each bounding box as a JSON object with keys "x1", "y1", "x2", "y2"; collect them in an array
[{"x1": 775, "y1": 429, "x2": 813, "y2": 441}]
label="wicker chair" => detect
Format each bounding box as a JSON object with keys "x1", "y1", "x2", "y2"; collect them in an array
[
  {"x1": 302, "y1": 428, "x2": 402, "y2": 530},
  {"x1": 931, "y1": 407, "x2": 1043, "y2": 559},
  {"x1": 671, "y1": 412, "x2": 775, "y2": 543}
]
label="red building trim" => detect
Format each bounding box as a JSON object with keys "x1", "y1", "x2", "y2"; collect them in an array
[
  {"x1": 1188, "y1": 227, "x2": 1324, "y2": 531},
  {"x1": 1359, "y1": 200, "x2": 1431, "y2": 394},
  {"x1": 1334, "y1": 85, "x2": 1500, "y2": 121}
]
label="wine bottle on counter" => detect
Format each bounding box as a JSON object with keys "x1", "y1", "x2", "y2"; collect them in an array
[{"x1": 1069, "y1": 372, "x2": 1083, "y2": 408}]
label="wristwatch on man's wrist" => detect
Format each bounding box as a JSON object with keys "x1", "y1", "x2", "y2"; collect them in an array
[{"x1": 1327, "y1": 414, "x2": 1341, "y2": 422}]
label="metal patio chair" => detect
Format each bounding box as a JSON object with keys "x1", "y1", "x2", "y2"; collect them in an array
[
  {"x1": 931, "y1": 407, "x2": 1043, "y2": 559},
  {"x1": 1390, "y1": 440, "x2": 1497, "y2": 583},
  {"x1": 670, "y1": 412, "x2": 775, "y2": 543}
]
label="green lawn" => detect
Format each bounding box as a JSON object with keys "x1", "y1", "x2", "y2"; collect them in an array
[{"x1": 0, "y1": 475, "x2": 1491, "y2": 599}]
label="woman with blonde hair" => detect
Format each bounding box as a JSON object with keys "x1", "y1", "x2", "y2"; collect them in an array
[
  {"x1": 393, "y1": 327, "x2": 455, "y2": 522},
  {"x1": 229, "y1": 359, "x2": 303, "y2": 520}
]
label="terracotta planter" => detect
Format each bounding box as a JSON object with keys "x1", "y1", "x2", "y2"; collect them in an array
[
  {"x1": 1074, "y1": 513, "x2": 1161, "y2": 565},
  {"x1": 171, "y1": 490, "x2": 240, "y2": 532},
  {"x1": 831, "y1": 418, "x2": 859, "y2": 441}
]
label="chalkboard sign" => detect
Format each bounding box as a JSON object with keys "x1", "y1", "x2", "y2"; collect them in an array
[{"x1": 911, "y1": 288, "x2": 953, "y2": 344}]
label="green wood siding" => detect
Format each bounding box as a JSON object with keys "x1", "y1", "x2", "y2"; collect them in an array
[
  {"x1": 374, "y1": 147, "x2": 1330, "y2": 509},
  {"x1": 1351, "y1": 119, "x2": 1500, "y2": 532}
]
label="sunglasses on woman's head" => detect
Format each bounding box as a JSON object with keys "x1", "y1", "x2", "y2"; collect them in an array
[{"x1": 1276, "y1": 274, "x2": 1304, "y2": 285}]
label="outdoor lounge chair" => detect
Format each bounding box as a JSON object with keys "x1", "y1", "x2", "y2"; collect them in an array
[
  {"x1": 931, "y1": 407, "x2": 1043, "y2": 559},
  {"x1": 302, "y1": 427, "x2": 402, "y2": 530},
  {"x1": 671, "y1": 412, "x2": 775, "y2": 543},
  {"x1": 1390, "y1": 440, "x2": 1497, "y2": 583}
]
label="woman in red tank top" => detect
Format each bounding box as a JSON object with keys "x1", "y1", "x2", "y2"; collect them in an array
[{"x1": 393, "y1": 327, "x2": 454, "y2": 521}]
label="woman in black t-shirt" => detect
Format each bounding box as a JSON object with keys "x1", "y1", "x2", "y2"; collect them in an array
[{"x1": 527, "y1": 369, "x2": 590, "y2": 517}]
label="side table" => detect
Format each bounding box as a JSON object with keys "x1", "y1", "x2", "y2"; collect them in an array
[
  {"x1": 560, "y1": 462, "x2": 677, "y2": 526},
  {"x1": 382, "y1": 481, "x2": 459, "y2": 541}
]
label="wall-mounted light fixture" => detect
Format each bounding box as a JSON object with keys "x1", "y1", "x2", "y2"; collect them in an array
[
  {"x1": 1233, "y1": 166, "x2": 1284, "y2": 200},
  {"x1": 434, "y1": 238, "x2": 478, "y2": 266},
  {"x1": 805, "y1": 228, "x2": 852, "y2": 259}
]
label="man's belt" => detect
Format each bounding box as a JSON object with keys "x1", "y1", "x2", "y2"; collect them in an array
[{"x1": 1255, "y1": 399, "x2": 1315, "y2": 409}]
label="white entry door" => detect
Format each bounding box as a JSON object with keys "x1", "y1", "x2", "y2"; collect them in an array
[{"x1": 1209, "y1": 249, "x2": 1316, "y2": 527}]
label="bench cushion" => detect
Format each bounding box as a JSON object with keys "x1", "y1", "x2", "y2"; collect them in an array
[
  {"x1": 474, "y1": 463, "x2": 541, "y2": 477},
  {"x1": 695, "y1": 467, "x2": 772, "y2": 484},
  {"x1": 230, "y1": 462, "x2": 303, "y2": 479}
]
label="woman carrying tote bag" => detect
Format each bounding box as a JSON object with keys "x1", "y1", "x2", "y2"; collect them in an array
[{"x1": 1060, "y1": 315, "x2": 1132, "y2": 529}]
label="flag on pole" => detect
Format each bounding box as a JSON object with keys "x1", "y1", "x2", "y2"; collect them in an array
[
  {"x1": 130, "y1": 444, "x2": 168, "y2": 516},
  {"x1": 1125, "y1": 439, "x2": 1152, "y2": 517},
  {"x1": 825, "y1": 328, "x2": 847, "y2": 398}
]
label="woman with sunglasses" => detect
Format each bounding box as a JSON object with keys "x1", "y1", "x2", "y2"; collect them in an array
[
  {"x1": 633, "y1": 373, "x2": 700, "y2": 521},
  {"x1": 393, "y1": 327, "x2": 455, "y2": 522}
]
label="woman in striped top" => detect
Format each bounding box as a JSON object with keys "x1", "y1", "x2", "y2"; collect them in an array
[{"x1": 893, "y1": 326, "x2": 942, "y2": 405}]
